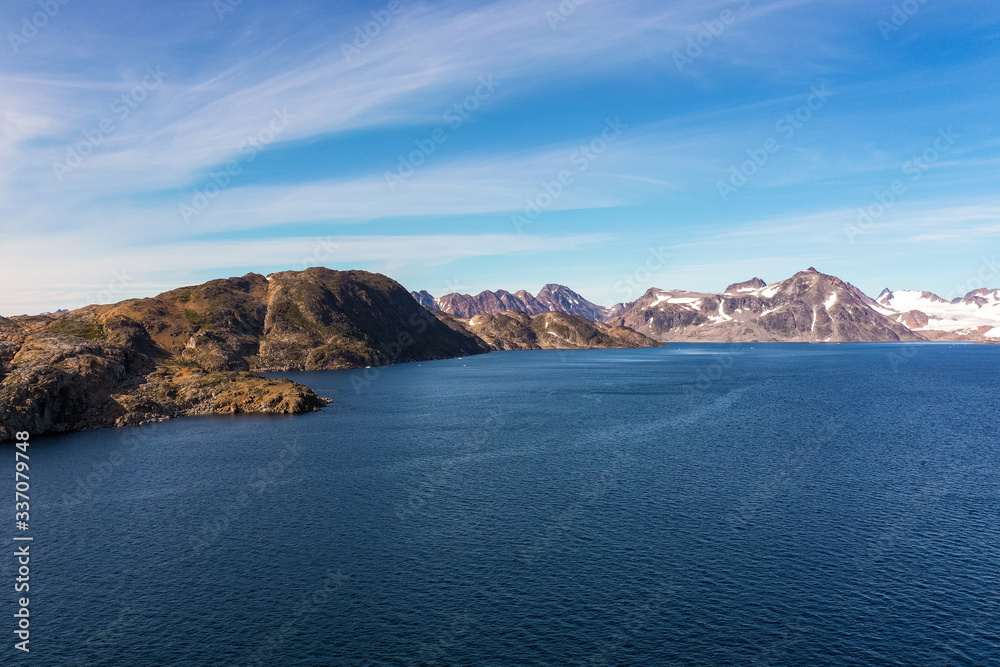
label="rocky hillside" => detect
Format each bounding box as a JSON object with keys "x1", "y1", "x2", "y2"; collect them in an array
[
  {"x1": 432, "y1": 310, "x2": 660, "y2": 351},
  {"x1": 0, "y1": 314, "x2": 328, "y2": 441},
  {"x1": 874, "y1": 288, "x2": 1000, "y2": 341},
  {"x1": 607, "y1": 268, "x2": 925, "y2": 343},
  {"x1": 99, "y1": 269, "x2": 488, "y2": 371},
  {"x1": 0, "y1": 268, "x2": 490, "y2": 440},
  {"x1": 411, "y1": 284, "x2": 609, "y2": 321},
  {"x1": 2, "y1": 268, "x2": 666, "y2": 440}
]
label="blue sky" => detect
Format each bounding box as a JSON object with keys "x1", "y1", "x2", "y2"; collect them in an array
[{"x1": 1, "y1": 0, "x2": 998, "y2": 315}]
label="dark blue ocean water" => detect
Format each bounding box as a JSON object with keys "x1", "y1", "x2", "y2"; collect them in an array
[{"x1": 3, "y1": 344, "x2": 999, "y2": 666}]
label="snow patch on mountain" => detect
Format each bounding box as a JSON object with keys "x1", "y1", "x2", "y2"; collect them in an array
[
  {"x1": 875, "y1": 288, "x2": 1000, "y2": 339},
  {"x1": 758, "y1": 283, "x2": 783, "y2": 298},
  {"x1": 649, "y1": 293, "x2": 701, "y2": 309}
]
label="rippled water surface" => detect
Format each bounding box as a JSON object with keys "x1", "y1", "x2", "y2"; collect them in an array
[{"x1": 4, "y1": 344, "x2": 999, "y2": 665}]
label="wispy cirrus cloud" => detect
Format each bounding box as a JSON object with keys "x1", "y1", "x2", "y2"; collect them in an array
[{"x1": 1, "y1": 0, "x2": 998, "y2": 313}]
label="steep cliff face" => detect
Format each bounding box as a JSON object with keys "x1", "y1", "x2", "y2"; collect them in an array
[{"x1": 0, "y1": 268, "x2": 488, "y2": 440}]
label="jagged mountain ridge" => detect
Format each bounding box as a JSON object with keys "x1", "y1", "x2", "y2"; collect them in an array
[{"x1": 411, "y1": 284, "x2": 610, "y2": 321}]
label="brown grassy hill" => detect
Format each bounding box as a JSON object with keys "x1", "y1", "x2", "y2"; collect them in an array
[{"x1": 0, "y1": 268, "x2": 488, "y2": 440}]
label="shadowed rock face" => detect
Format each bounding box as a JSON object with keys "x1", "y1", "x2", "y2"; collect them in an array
[
  {"x1": 0, "y1": 268, "x2": 489, "y2": 440},
  {"x1": 431, "y1": 310, "x2": 660, "y2": 351},
  {"x1": 608, "y1": 268, "x2": 926, "y2": 343}
]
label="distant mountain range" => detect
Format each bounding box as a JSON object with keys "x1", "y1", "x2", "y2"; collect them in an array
[
  {"x1": 414, "y1": 268, "x2": 1000, "y2": 343},
  {"x1": 412, "y1": 284, "x2": 609, "y2": 322}
]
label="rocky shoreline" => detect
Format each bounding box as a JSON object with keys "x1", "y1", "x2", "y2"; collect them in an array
[{"x1": 0, "y1": 268, "x2": 658, "y2": 440}]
